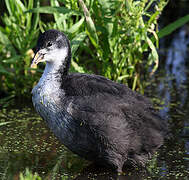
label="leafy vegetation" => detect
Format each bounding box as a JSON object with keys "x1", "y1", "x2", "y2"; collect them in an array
[
  {"x1": 0, "y1": 0, "x2": 40, "y2": 99},
  {"x1": 0, "y1": 0, "x2": 189, "y2": 101},
  {"x1": 19, "y1": 168, "x2": 41, "y2": 180},
  {"x1": 77, "y1": 0, "x2": 167, "y2": 90},
  {"x1": 28, "y1": 0, "x2": 168, "y2": 91}
]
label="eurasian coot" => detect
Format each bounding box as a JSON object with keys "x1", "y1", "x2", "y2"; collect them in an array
[{"x1": 31, "y1": 29, "x2": 166, "y2": 172}]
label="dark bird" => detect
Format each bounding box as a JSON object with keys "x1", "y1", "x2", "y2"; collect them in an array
[{"x1": 31, "y1": 29, "x2": 166, "y2": 172}]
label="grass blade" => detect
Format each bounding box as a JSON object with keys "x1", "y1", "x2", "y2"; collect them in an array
[
  {"x1": 68, "y1": 17, "x2": 84, "y2": 34},
  {"x1": 15, "y1": 0, "x2": 27, "y2": 11},
  {"x1": 50, "y1": 0, "x2": 65, "y2": 30},
  {"x1": 2, "y1": 56, "x2": 21, "y2": 63},
  {"x1": 27, "y1": 6, "x2": 81, "y2": 16},
  {"x1": 0, "y1": 65, "x2": 10, "y2": 74},
  {"x1": 71, "y1": 32, "x2": 87, "y2": 56},
  {"x1": 158, "y1": 14, "x2": 189, "y2": 38},
  {"x1": 0, "y1": 30, "x2": 16, "y2": 55},
  {"x1": 26, "y1": 0, "x2": 34, "y2": 31},
  {"x1": 78, "y1": 0, "x2": 99, "y2": 47},
  {"x1": 71, "y1": 60, "x2": 85, "y2": 73},
  {"x1": 5, "y1": 0, "x2": 13, "y2": 16},
  {"x1": 146, "y1": 37, "x2": 159, "y2": 75},
  {"x1": 32, "y1": 0, "x2": 40, "y2": 30}
]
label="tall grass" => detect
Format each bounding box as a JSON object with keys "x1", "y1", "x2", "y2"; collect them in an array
[
  {"x1": 79, "y1": 0, "x2": 167, "y2": 90},
  {"x1": 0, "y1": 0, "x2": 40, "y2": 98},
  {"x1": 29, "y1": 0, "x2": 169, "y2": 91}
]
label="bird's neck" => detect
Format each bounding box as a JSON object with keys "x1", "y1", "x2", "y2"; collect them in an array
[
  {"x1": 41, "y1": 63, "x2": 61, "y2": 83},
  {"x1": 39, "y1": 55, "x2": 71, "y2": 85},
  {"x1": 36, "y1": 65, "x2": 61, "y2": 93}
]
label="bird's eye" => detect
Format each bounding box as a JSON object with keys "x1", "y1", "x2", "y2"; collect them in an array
[{"x1": 47, "y1": 42, "x2": 52, "y2": 47}]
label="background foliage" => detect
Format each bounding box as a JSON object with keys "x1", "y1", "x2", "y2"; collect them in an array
[{"x1": 0, "y1": 0, "x2": 189, "y2": 105}]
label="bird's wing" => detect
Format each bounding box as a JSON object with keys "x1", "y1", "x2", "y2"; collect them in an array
[
  {"x1": 61, "y1": 73, "x2": 149, "y2": 101},
  {"x1": 60, "y1": 73, "x2": 166, "y2": 136}
]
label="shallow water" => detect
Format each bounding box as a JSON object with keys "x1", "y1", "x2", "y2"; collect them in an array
[
  {"x1": 1, "y1": 100, "x2": 189, "y2": 180},
  {"x1": 1, "y1": 25, "x2": 189, "y2": 180}
]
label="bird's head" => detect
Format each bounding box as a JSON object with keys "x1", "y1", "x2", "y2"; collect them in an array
[{"x1": 31, "y1": 29, "x2": 71, "y2": 68}]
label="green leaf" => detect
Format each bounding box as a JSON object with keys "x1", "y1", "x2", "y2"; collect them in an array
[
  {"x1": 26, "y1": 0, "x2": 34, "y2": 31},
  {"x1": 85, "y1": 19, "x2": 99, "y2": 48},
  {"x1": 158, "y1": 14, "x2": 189, "y2": 38},
  {"x1": 27, "y1": 6, "x2": 81, "y2": 16},
  {"x1": 118, "y1": 74, "x2": 130, "y2": 81},
  {"x1": 50, "y1": 0, "x2": 66, "y2": 30},
  {"x1": 148, "y1": 11, "x2": 159, "y2": 25},
  {"x1": 125, "y1": 0, "x2": 131, "y2": 11},
  {"x1": 5, "y1": 0, "x2": 13, "y2": 16},
  {"x1": 146, "y1": 37, "x2": 159, "y2": 75},
  {"x1": 0, "y1": 122, "x2": 12, "y2": 126},
  {"x1": 144, "y1": 0, "x2": 156, "y2": 11},
  {"x1": 2, "y1": 55, "x2": 21, "y2": 63},
  {"x1": 32, "y1": 0, "x2": 40, "y2": 30},
  {"x1": 0, "y1": 65, "x2": 10, "y2": 74},
  {"x1": 19, "y1": 168, "x2": 42, "y2": 180},
  {"x1": 146, "y1": 37, "x2": 158, "y2": 61},
  {"x1": 15, "y1": 0, "x2": 27, "y2": 12},
  {"x1": 0, "y1": 30, "x2": 11, "y2": 45},
  {"x1": 0, "y1": 30, "x2": 16, "y2": 55},
  {"x1": 71, "y1": 60, "x2": 85, "y2": 73},
  {"x1": 28, "y1": 0, "x2": 34, "y2": 9},
  {"x1": 71, "y1": 32, "x2": 87, "y2": 56},
  {"x1": 78, "y1": 0, "x2": 99, "y2": 47},
  {"x1": 98, "y1": 0, "x2": 115, "y2": 15},
  {"x1": 68, "y1": 17, "x2": 84, "y2": 34}
]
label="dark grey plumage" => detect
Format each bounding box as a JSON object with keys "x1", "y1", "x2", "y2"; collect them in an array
[{"x1": 31, "y1": 29, "x2": 166, "y2": 172}]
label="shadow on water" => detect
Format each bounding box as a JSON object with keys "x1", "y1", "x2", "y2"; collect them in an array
[{"x1": 1, "y1": 27, "x2": 189, "y2": 179}]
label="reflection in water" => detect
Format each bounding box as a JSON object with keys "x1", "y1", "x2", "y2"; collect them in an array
[
  {"x1": 166, "y1": 27, "x2": 189, "y2": 85},
  {"x1": 162, "y1": 26, "x2": 189, "y2": 109},
  {"x1": 149, "y1": 26, "x2": 189, "y2": 179},
  {"x1": 1, "y1": 28, "x2": 189, "y2": 179},
  {"x1": 158, "y1": 26, "x2": 189, "y2": 118},
  {"x1": 166, "y1": 26, "x2": 189, "y2": 105}
]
